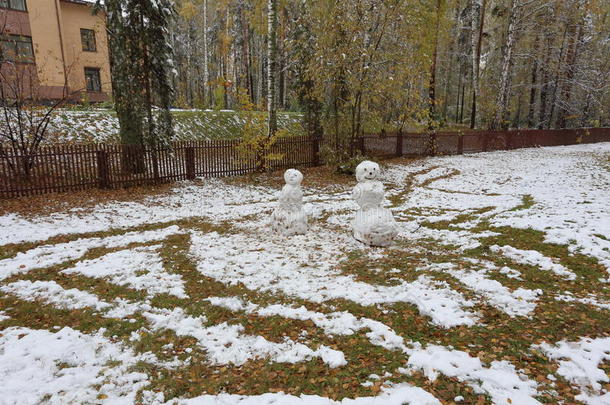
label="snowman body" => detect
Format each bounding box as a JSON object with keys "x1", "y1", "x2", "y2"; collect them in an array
[
  {"x1": 352, "y1": 161, "x2": 398, "y2": 246},
  {"x1": 271, "y1": 169, "x2": 308, "y2": 236}
]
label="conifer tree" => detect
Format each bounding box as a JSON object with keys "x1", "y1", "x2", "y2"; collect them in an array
[{"x1": 97, "y1": 0, "x2": 176, "y2": 155}]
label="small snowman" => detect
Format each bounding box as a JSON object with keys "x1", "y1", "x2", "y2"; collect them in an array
[
  {"x1": 351, "y1": 160, "x2": 398, "y2": 246},
  {"x1": 271, "y1": 168, "x2": 308, "y2": 236}
]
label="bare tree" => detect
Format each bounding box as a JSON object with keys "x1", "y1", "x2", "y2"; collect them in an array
[{"x1": 0, "y1": 21, "x2": 75, "y2": 179}]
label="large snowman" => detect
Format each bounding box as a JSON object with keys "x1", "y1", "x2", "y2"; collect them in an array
[
  {"x1": 351, "y1": 160, "x2": 398, "y2": 246},
  {"x1": 271, "y1": 168, "x2": 308, "y2": 236}
]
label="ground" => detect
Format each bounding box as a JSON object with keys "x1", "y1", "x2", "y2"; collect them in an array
[
  {"x1": 0, "y1": 143, "x2": 609, "y2": 405},
  {"x1": 46, "y1": 109, "x2": 304, "y2": 143}
]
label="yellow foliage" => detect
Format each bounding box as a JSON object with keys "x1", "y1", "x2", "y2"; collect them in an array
[{"x1": 234, "y1": 88, "x2": 285, "y2": 171}]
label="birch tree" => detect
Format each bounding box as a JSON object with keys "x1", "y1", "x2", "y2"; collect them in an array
[
  {"x1": 267, "y1": 0, "x2": 278, "y2": 137},
  {"x1": 491, "y1": 0, "x2": 521, "y2": 130}
]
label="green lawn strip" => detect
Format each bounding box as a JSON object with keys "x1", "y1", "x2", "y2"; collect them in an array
[
  {"x1": 2, "y1": 213, "x2": 607, "y2": 402},
  {"x1": 335, "y1": 247, "x2": 425, "y2": 286},
  {"x1": 145, "y1": 232, "x2": 490, "y2": 402},
  {"x1": 0, "y1": 293, "x2": 146, "y2": 340},
  {"x1": 6, "y1": 265, "x2": 148, "y2": 305},
  {"x1": 419, "y1": 207, "x2": 495, "y2": 231},
  {"x1": 318, "y1": 223, "x2": 609, "y2": 403},
  {"x1": 393, "y1": 207, "x2": 465, "y2": 228},
  {"x1": 0, "y1": 217, "x2": 234, "y2": 261},
  {"x1": 418, "y1": 168, "x2": 461, "y2": 189},
  {"x1": 139, "y1": 328, "x2": 483, "y2": 403},
  {"x1": 509, "y1": 194, "x2": 535, "y2": 211},
  {"x1": 387, "y1": 165, "x2": 440, "y2": 207},
  {"x1": 426, "y1": 187, "x2": 502, "y2": 197},
  {"x1": 472, "y1": 226, "x2": 608, "y2": 286},
  {"x1": 154, "y1": 233, "x2": 357, "y2": 345}
]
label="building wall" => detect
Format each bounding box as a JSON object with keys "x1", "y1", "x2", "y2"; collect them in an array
[
  {"x1": 1, "y1": 9, "x2": 37, "y2": 100},
  {"x1": 2, "y1": 8, "x2": 31, "y2": 37},
  {"x1": 27, "y1": 0, "x2": 67, "y2": 97},
  {"x1": 21, "y1": 0, "x2": 111, "y2": 101},
  {"x1": 59, "y1": 1, "x2": 111, "y2": 101}
]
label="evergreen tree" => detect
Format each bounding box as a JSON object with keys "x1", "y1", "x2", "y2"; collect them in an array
[{"x1": 96, "y1": 0, "x2": 176, "y2": 156}]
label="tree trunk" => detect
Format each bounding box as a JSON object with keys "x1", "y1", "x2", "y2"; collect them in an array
[
  {"x1": 267, "y1": 0, "x2": 278, "y2": 137},
  {"x1": 202, "y1": 0, "x2": 210, "y2": 108},
  {"x1": 491, "y1": 0, "x2": 519, "y2": 130},
  {"x1": 442, "y1": 1, "x2": 461, "y2": 120},
  {"x1": 470, "y1": 0, "x2": 486, "y2": 129},
  {"x1": 239, "y1": 4, "x2": 254, "y2": 102},
  {"x1": 558, "y1": 20, "x2": 582, "y2": 128},
  {"x1": 428, "y1": 0, "x2": 443, "y2": 130},
  {"x1": 527, "y1": 35, "x2": 540, "y2": 128},
  {"x1": 223, "y1": 7, "x2": 230, "y2": 109},
  {"x1": 538, "y1": 34, "x2": 552, "y2": 129},
  {"x1": 455, "y1": 63, "x2": 463, "y2": 123},
  {"x1": 547, "y1": 25, "x2": 568, "y2": 129}
]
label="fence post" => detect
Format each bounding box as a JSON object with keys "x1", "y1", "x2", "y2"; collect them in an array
[
  {"x1": 359, "y1": 137, "x2": 366, "y2": 155},
  {"x1": 395, "y1": 131, "x2": 403, "y2": 157},
  {"x1": 506, "y1": 132, "x2": 513, "y2": 150},
  {"x1": 458, "y1": 134, "x2": 464, "y2": 154},
  {"x1": 312, "y1": 136, "x2": 321, "y2": 166},
  {"x1": 185, "y1": 146, "x2": 196, "y2": 179},
  {"x1": 482, "y1": 132, "x2": 489, "y2": 152},
  {"x1": 96, "y1": 150, "x2": 110, "y2": 189}
]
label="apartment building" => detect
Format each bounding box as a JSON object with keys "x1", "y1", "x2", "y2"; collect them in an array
[{"x1": 1, "y1": 0, "x2": 111, "y2": 101}]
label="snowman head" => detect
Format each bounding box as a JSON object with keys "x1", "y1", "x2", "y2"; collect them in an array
[
  {"x1": 284, "y1": 168, "x2": 303, "y2": 186},
  {"x1": 355, "y1": 160, "x2": 380, "y2": 182}
]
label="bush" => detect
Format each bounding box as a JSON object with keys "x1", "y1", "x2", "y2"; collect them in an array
[{"x1": 321, "y1": 144, "x2": 367, "y2": 175}]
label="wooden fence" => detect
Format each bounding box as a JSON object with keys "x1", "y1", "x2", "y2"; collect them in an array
[
  {"x1": 0, "y1": 136, "x2": 319, "y2": 198},
  {"x1": 358, "y1": 127, "x2": 610, "y2": 158},
  {"x1": 1, "y1": 128, "x2": 608, "y2": 198}
]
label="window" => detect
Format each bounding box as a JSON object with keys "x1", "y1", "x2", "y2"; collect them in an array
[
  {"x1": 0, "y1": 0, "x2": 27, "y2": 11},
  {"x1": 0, "y1": 35, "x2": 34, "y2": 63},
  {"x1": 80, "y1": 29, "x2": 96, "y2": 52},
  {"x1": 84, "y1": 68, "x2": 102, "y2": 92}
]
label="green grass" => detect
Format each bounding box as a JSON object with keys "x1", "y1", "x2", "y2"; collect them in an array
[
  {"x1": 0, "y1": 163, "x2": 608, "y2": 404},
  {"x1": 47, "y1": 109, "x2": 304, "y2": 143}
]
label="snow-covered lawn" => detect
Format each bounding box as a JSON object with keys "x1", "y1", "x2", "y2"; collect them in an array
[
  {"x1": 45, "y1": 109, "x2": 304, "y2": 143},
  {"x1": 0, "y1": 143, "x2": 609, "y2": 405}
]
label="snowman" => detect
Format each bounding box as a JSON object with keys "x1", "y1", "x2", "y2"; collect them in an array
[
  {"x1": 351, "y1": 160, "x2": 398, "y2": 246},
  {"x1": 271, "y1": 168, "x2": 308, "y2": 236}
]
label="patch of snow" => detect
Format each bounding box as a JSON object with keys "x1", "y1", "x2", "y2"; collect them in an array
[
  {"x1": 576, "y1": 392, "x2": 610, "y2": 405},
  {"x1": 153, "y1": 383, "x2": 442, "y2": 404},
  {"x1": 190, "y1": 230, "x2": 478, "y2": 328},
  {"x1": 412, "y1": 227, "x2": 499, "y2": 251},
  {"x1": 0, "y1": 226, "x2": 182, "y2": 280},
  {"x1": 0, "y1": 327, "x2": 151, "y2": 404},
  {"x1": 206, "y1": 297, "x2": 407, "y2": 351},
  {"x1": 448, "y1": 269, "x2": 542, "y2": 316},
  {"x1": 393, "y1": 143, "x2": 610, "y2": 271},
  {"x1": 0, "y1": 279, "x2": 151, "y2": 319},
  {"x1": 1, "y1": 280, "x2": 111, "y2": 312},
  {"x1": 143, "y1": 307, "x2": 346, "y2": 368},
  {"x1": 62, "y1": 246, "x2": 187, "y2": 298},
  {"x1": 407, "y1": 345, "x2": 540, "y2": 404},
  {"x1": 535, "y1": 337, "x2": 610, "y2": 393},
  {"x1": 555, "y1": 293, "x2": 610, "y2": 310},
  {"x1": 490, "y1": 245, "x2": 577, "y2": 280}
]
